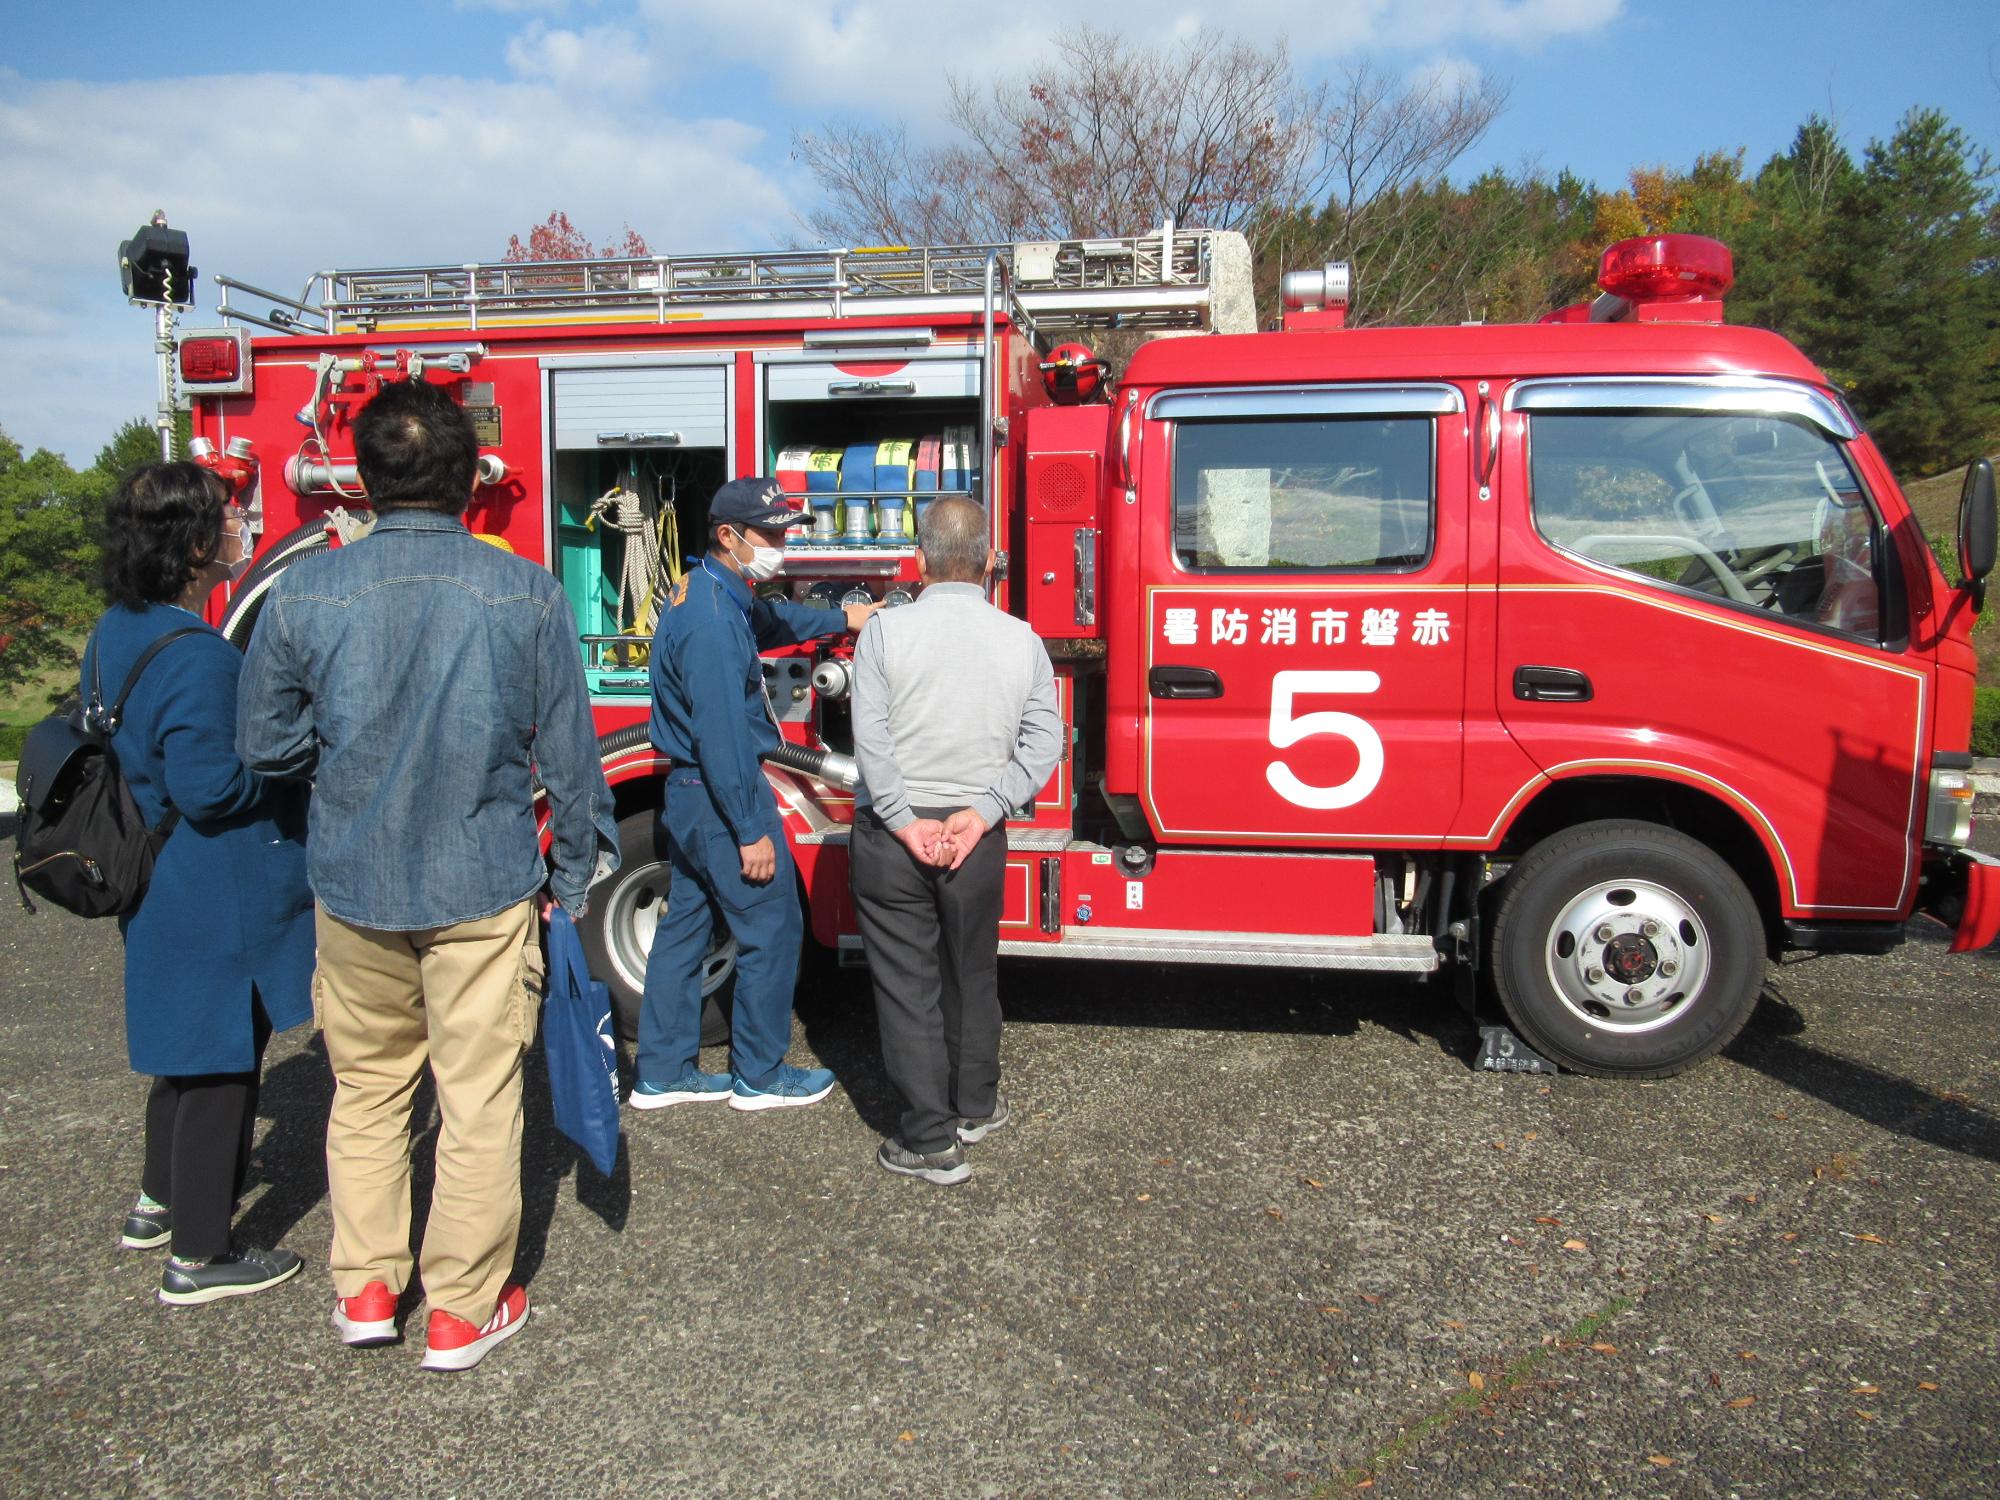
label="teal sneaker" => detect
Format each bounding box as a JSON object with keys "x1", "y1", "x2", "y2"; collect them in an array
[
  {"x1": 728, "y1": 1064, "x2": 836, "y2": 1112},
  {"x1": 628, "y1": 1069, "x2": 733, "y2": 1110}
]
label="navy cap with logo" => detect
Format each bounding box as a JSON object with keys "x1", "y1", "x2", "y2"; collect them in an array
[{"x1": 709, "y1": 477, "x2": 810, "y2": 532}]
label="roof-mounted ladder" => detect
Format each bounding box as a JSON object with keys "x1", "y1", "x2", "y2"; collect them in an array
[{"x1": 212, "y1": 224, "x2": 1254, "y2": 338}]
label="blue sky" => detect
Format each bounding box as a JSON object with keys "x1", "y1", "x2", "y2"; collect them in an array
[{"x1": 3, "y1": 0, "x2": 1995, "y2": 462}]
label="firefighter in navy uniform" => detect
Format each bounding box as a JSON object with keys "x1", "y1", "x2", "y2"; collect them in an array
[{"x1": 632, "y1": 478, "x2": 877, "y2": 1110}]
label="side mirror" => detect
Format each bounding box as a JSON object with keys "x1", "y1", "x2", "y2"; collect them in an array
[{"x1": 1959, "y1": 457, "x2": 1997, "y2": 611}]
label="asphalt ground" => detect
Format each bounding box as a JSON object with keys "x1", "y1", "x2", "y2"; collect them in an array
[{"x1": 2, "y1": 812, "x2": 1996, "y2": 1499}]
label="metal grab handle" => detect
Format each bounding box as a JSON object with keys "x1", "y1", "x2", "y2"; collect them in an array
[
  {"x1": 1149, "y1": 665, "x2": 1223, "y2": 700},
  {"x1": 1512, "y1": 665, "x2": 1593, "y2": 702},
  {"x1": 1073, "y1": 528, "x2": 1098, "y2": 626},
  {"x1": 597, "y1": 431, "x2": 681, "y2": 445},
  {"x1": 826, "y1": 380, "x2": 916, "y2": 397}
]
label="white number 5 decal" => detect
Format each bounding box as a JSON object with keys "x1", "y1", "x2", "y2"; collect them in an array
[{"x1": 1266, "y1": 670, "x2": 1384, "y2": 810}]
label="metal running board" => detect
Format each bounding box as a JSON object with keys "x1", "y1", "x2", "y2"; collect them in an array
[
  {"x1": 213, "y1": 225, "x2": 1241, "y2": 337},
  {"x1": 999, "y1": 930, "x2": 1438, "y2": 973},
  {"x1": 794, "y1": 825, "x2": 1072, "y2": 850}
]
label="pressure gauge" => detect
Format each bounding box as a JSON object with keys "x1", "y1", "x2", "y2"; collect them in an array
[
  {"x1": 883, "y1": 586, "x2": 916, "y2": 608},
  {"x1": 840, "y1": 586, "x2": 874, "y2": 609}
]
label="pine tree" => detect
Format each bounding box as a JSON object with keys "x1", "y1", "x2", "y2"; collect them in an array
[
  {"x1": 1731, "y1": 117, "x2": 1858, "y2": 360},
  {"x1": 1828, "y1": 110, "x2": 1998, "y2": 474}
]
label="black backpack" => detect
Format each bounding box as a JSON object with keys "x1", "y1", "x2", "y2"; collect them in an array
[{"x1": 11, "y1": 626, "x2": 202, "y2": 917}]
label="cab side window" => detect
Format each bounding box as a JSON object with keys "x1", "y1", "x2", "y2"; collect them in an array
[
  {"x1": 1528, "y1": 411, "x2": 1885, "y2": 640},
  {"x1": 1172, "y1": 416, "x2": 1434, "y2": 571}
]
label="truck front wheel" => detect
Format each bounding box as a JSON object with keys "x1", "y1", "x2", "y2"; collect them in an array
[
  {"x1": 581, "y1": 807, "x2": 734, "y2": 1048},
  {"x1": 1489, "y1": 821, "x2": 1764, "y2": 1078}
]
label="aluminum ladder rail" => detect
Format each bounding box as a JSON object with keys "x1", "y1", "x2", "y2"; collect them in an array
[{"x1": 213, "y1": 225, "x2": 1239, "y2": 337}]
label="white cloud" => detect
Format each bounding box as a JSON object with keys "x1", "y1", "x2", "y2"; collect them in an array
[
  {"x1": 0, "y1": 69, "x2": 793, "y2": 462},
  {"x1": 631, "y1": 0, "x2": 1621, "y2": 117},
  {"x1": 1407, "y1": 54, "x2": 1489, "y2": 99},
  {"x1": 505, "y1": 19, "x2": 656, "y2": 96}
]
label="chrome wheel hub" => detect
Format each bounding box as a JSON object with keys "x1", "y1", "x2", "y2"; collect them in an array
[
  {"x1": 1543, "y1": 879, "x2": 1710, "y2": 1032},
  {"x1": 601, "y1": 858, "x2": 738, "y2": 1001}
]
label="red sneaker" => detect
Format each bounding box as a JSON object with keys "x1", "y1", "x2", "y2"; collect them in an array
[
  {"x1": 420, "y1": 1284, "x2": 529, "y2": 1372},
  {"x1": 332, "y1": 1280, "x2": 401, "y2": 1347}
]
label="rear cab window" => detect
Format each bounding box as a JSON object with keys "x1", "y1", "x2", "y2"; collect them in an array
[{"x1": 1157, "y1": 385, "x2": 1459, "y2": 574}]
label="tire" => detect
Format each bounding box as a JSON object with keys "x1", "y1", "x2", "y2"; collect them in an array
[
  {"x1": 1488, "y1": 820, "x2": 1765, "y2": 1078},
  {"x1": 220, "y1": 520, "x2": 335, "y2": 649},
  {"x1": 581, "y1": 802, "x2": 735, "y2": 1048}
]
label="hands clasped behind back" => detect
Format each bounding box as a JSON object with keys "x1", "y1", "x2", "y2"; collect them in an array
[{"x1": 893, "y1": 807, "x2": 992, "y2": 871}]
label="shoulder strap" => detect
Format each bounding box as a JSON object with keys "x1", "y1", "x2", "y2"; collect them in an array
[
  {"x1": 83, "y1": 623, "x2": 106, "y2": 720},
  {"x1": 107, "y1": 626, "x2": 206, "y2": 729}
]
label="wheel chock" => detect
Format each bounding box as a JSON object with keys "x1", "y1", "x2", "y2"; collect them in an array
[{"x1": 1475, "y1": 1025, "x2": 1557, "y2": 1075}]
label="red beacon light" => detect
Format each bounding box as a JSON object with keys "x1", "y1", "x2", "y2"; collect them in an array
[
  {"x1": 1598, "y1": 233, "x2": 1733, "y2": 302},
  {"x1": 1541, "y1": 234, "x2": 1734, "y2": 325}
]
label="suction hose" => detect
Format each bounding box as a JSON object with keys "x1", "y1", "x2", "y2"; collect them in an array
[{"x1": 760, "y1": 740, "x2": 859, "y2": 793}]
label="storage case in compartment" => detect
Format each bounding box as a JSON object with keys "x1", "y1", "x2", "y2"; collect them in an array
[{"x1": 765, "y1": 393, "x2": 984, "y2": 551}]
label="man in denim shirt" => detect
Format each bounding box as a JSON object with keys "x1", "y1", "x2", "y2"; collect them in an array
[{"x1": 238, "y1": 378, "x2": 615, "y2": 1372}]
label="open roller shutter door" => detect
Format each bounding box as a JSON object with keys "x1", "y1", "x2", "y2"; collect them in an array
[{"x1": 553, "y1": 367, "x2": 728, "y2": 450}]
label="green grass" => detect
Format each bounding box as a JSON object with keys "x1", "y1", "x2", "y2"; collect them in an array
[
  {"x1": 1317, "y1": 1296, "x2": 1634, "y2": 1495},
  {"x1": 0, "y1": 634, "x2": 85, "y2": 764}
]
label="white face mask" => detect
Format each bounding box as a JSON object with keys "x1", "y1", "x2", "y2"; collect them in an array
[
  {"x1": 739, "y1": 541, "x2": 786, "y2": 582},
  {"x1": 222, "y1": 514, "x2": 254, "y2": 584}
]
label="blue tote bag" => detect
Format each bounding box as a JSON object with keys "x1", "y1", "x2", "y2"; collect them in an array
[{"x1": 543, "y1": 909, "x2": 623, "y2": 1175}]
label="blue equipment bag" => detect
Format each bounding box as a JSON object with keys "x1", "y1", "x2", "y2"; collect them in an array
[{"x1": 543, "y1": 909, "x2": 623, "y2": 1175}]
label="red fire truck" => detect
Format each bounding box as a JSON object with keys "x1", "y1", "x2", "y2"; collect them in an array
[{"x1": 141, "y1": 222, "x2": 1997, "y2": 1077}]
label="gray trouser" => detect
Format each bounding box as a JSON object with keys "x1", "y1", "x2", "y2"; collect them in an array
[{"x1": 849, "y1": 807, "x2": 1006, "y2": 1153}]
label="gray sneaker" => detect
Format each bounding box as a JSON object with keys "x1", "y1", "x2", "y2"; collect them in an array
[
  {"x1": 158, "y1": 1245, "x2": 303, "y2": 1306},
  {"x1": 877, "y1": 1137, "x2": 971, "y2": 1185},
  {"x1": 956, "y1": 1095, "x2": 1011, "y2": 1144}
]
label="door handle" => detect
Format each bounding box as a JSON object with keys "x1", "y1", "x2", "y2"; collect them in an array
[
  {"x1": 827, "y1": 380, "x2": 917, "y2": 397},
  {"x1": 597, "y1": 431, "x2": 681, "y2": 446},
  {"x1": 1149, "y1": 665, "x2": 1223, "y2": 700},
  {"x1": 1513, "y1": 665, "x2": 1593, "y2": 702}
]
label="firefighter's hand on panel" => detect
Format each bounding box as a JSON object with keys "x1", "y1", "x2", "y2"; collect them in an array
[
  {"x1": 843, "y1": 600, "x2": 883, "y2": 634},
  {"x1": 895, "y1": 817, "x2": 952, "y2": 868},
  {"x1": 739, "y1": 836, "x2": 777, "y2": 884},
  {"x1": 940, "y1": 807, "x2": 992, "y2": 872}
]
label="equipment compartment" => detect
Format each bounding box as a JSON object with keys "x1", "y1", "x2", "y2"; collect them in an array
[
  {"x1": 765, "y1": 365, "x2": 984, "y2": 552},
  {"x1": 551, "y1": 446, "x2": 724, "y2": 696},
  {"x1": 548, "y1": 361, "x2": 733, "y2": 697}
]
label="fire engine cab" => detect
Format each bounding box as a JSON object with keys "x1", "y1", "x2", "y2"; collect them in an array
[{"x1": 144, "y1": 221, "x2": 1998, "y2": 1077}]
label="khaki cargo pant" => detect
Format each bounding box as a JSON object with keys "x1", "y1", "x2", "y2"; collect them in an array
[{"x1": 313, "y1": 900, "x2": 543, "y2": 1324}]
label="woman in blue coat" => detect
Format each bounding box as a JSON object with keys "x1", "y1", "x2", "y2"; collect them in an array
[{"x1": 92, "y1": 461, "x2": 315, "y2": 1305}]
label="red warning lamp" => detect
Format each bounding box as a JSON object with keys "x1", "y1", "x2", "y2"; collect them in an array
[
  {"x1": 1597, "y1": 234, "x2": 1734, "y2": 302},
  {"x1": 179, "y1": 336, "x2": 241, "y2": 383}
]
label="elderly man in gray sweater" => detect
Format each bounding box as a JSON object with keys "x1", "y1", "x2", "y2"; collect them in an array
[{"x1": 849, "y1": 496, "x2": 1062, "y2": 1184}]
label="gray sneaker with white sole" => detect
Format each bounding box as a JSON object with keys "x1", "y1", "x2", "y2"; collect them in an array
[
  {"x1": 955, "y1": 1095, "x2": 1011, "y2": 1144},
  {"x1": 877, "y1": 1137, "x2": 972, "y2": 1185}
]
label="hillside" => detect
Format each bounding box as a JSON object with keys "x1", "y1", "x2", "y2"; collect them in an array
[{"x1": 1901, "y1": 447, "x2": 1999, "y2": 683}]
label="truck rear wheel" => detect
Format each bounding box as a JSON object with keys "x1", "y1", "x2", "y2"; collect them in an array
[
  {"x1": 1489, "y1": 821, "x2": 1764, "y2": 1078},
  {"x1": 582, "y1": 805, "x2": 734, "y2": 1048}
]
